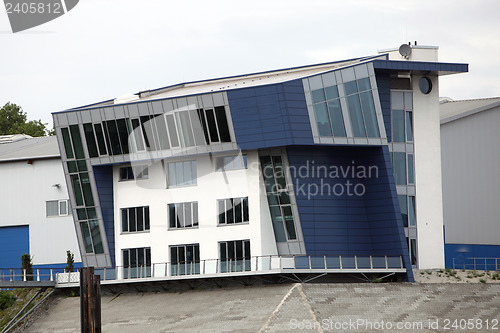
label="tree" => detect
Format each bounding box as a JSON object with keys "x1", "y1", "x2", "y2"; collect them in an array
[
  {"x1": 0, "y1": 102, "x2": 52, "y2": 137},
  {"x1": 21, "y1": 253, "x2": 33, "y2": 281},
  {"x1": 66, "y1": 250, "x2": 75, "y2": 273}
]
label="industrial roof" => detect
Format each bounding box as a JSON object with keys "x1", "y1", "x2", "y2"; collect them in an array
[
  {"x1": 440, "y1": 97, "x2": 500, "y2": 124},
  {"x1": 0, "y1": 135, "x2": 60, "y2": 162}
]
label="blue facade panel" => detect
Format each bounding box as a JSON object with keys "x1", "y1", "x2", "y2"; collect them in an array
[
  {"x1": 0, "y1": 225, "x2": 29, "y2": 268},
  {"x1": 93, "y1": 165, "x2": 115, "y2": 266},
  {"x1": 445, "y1": 244, "x2": 500, "y2": 270},
  {"x1": 227, "y1": 80, "x2": 314, "y2": 150},
  {"x1": 287, "y1": 145, "x2": 413, "y2": 280}
]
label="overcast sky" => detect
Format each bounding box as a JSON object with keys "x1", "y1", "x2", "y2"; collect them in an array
[{"x1": 1, "y1": 0, "x2": 499, "y2": 128}]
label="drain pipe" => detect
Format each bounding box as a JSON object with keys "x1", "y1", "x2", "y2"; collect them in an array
[{"x1": 1, "y1": 288, "x2": 55, "y2": 333}]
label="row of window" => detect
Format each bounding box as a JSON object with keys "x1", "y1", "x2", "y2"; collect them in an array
[
  {"x1": 118, "y1": 154, "x2": 247, "y2": 183},
  {"x1": 121, "y1": 197, "x2": 249, "y2": 233},
  {"x1": 311, "y1": 77, "x2": 380, "y2": 139},
  {"x1": 81, "y1": 106, "x2": 232, "y2": 158},
  {"x1": 122, "y1": 240, "x2": 250, "y2": 278}
]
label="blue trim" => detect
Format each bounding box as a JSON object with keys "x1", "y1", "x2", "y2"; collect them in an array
[
  {"x1": 93, "y1": 165, "x2": 116, "y2": 266},
  {"x1": 373, "y1": 60, "x2": 468, "y2": 75},
  {"x1": 445, "y1": 244, "x2": 500, "y2": 270}
]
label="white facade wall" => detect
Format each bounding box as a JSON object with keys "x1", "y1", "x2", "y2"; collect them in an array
[
  {"x1": 113, "y1": 150, "x2": 278, "y2": 267},
  {"x1": 0, "y1": 158, "x2": 81, "y2": 265},
  {"x1": 412, "y1": 75, "x2": 445, "y2": 269}
]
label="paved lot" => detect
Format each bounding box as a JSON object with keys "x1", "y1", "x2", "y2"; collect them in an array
[{"x1": 24, "y1": 283, "x2": 500, "y2": 332}]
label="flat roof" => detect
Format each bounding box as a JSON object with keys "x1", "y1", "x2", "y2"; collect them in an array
[
  {"x1": 440, "y1": 97, "x2": 500, "y2": 124},
  {"x1": 0, "y1": 135, "x2": 60, "y2": 162}
]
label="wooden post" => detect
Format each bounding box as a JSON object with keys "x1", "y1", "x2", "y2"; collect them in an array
[{"x1": 80, "y1": 267, "x2": 101, "y2": 333}]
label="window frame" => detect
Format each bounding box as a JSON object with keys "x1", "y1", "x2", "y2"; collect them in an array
[
  {"x1": 217, "y1": 197, "x2": 249, "y2": 225},
  {"x1": 215, "y1": 154, "x2": 248, "y2": 172},
  {"x1": 167, "y1": 160, "x2": 197, "y2": 188},
  {"x1": 168, "y1": 201, "x2": 199, "y2": 230},
  {"x1": 121, "y1": 206, "x2": 150, "y2": 233},
  {"x1": 46, "y1": 200, "x2": 70, "y2": 217},
  {"x1": 118, "y1": 165, "x2": 149, "y2": 182}
]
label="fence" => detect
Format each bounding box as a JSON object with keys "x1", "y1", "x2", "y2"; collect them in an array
[{"x1": 452, "y1": 258, "x2": 500, "y2": 271}]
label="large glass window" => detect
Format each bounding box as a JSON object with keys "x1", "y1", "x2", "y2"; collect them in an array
[
  {"x1": 260, "y1": 155, "x2": 297, "y2": 242},
  {"x1": 398, "y1": 195, "x2": 408, "y2": 227},
  {"x1": 121, "y1": 206, "x2": 150, "y2": 233},
  {"x1": 168, "y1": 202, "x2": 198, "y2": 229},
  {"x1": 311, "y1": 84, "x2": 347, "y2": 138},
  {"x1": 123, "y1": 247, "x2": 151, "y2": 279},
  {"x1": 344, "y1": 79, "x2": 380, "y2": 138},
  {"x1": 218, "y1": 197, "x2": 249, "y2": 225},
  {"x1": 80, "y1": 219, "x2": 104, "y2": 254},
  {"x1": 392, "y1": 152, "x2": 407, "y2": 186},
  {"x1": 219, "y1": 240, "x2": 250, "y2": 273},
  {"x1": 197, "y1": 106, "x2": 232, "y2": 144},
  {"x1": 168, "y1": 160, "x2": 197, "y2": 187},
  {"x1": 170, "y1": 244, "x2": 199, "y2": 276}
]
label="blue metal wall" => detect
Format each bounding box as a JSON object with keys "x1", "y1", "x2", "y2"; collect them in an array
[
  {"x1": 93, "y1": 165, "x2": 115, "y2": 266},
  {"x1": 287, "y1": 145, "x2": 413, "y2": 280},
  {"x1": 445, "y1": 244, "x2": 500, "y2": 270},
  {"x1": 0, "y1": 225, "x2": 29, "y2": 268},
  {"x1": 375, "y1": 72, "x2": 391, "y2": 141},
  {"x1": 227, "y1": 79, "x2": 313, "y2": 150}
]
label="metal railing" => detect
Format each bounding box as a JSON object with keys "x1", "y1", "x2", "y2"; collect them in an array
[
  {"x1": 0, "y1": 267, "x2": 67, "y2": 283},
  {"x1": 452, "y1": 257, "x2": 500, "y2": 271},
  {"x1": 54, "y1": 255, "x2": 404, "y2": 285}
]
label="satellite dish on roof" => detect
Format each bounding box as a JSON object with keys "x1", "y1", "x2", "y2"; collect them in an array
[{"x1": 399, "y1": 44, "x2": 412, "y2": 58}]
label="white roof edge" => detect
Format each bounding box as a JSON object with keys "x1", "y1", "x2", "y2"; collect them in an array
[
  {"x1": 378, "y1": 45, "x2": 439, "y2": 54},
  {"x1": 440, "y1": 99, "x2": 500, "y2": 124}
]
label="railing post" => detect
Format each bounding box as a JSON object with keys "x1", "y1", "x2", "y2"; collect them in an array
[
  {"x1": 202, "y1": 260, "x2": 205, "y2": 275},
  {"x1": 385, "y1": 256, "x2": 388, "y2": 270},
  {"x1": 255, "y1": 256, "x2": 258, "y2": 271},
  {"x1": 339, "y1": 256, "x2": 343, "y2": 270},
  {"x1": 324, "y1": 255, "x2": 327, "y2": 269},
  {"x1": 23, "y1": 269, "x2": 26, "y2": 282},
  {"x1": 50, "y1": 269, "x2": 53, "y2": 281},
  {"x1": 308, "y1": 256, "x2": 312, "y2": 270},
  {"x1": 370, "y1": 256, "x2": 373, "y2": 269},
  {"x1": 400, "y1": 256, "x2": 404, "y2": 269},
  {"x1": 354, "y1": 256, "x2": 358, "y2": 269},
  {"x1": 151, "y1": 264, "x2": 155, "y2": 278},
  {"x1": 36, "y1": 269, "x2": 40, "y2": 282},
  {"x1": 10, "y1": 269, "x2": 13, "y2": 282}
]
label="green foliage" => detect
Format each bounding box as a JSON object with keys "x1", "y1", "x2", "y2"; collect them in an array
[
  {"x1": 0, "y1": 291, "x2": 16, "y2": 311},
  {"x1": 21, "y1": 253, "x2": 33, "y2": 281},
  {"x1": 66, "y1": 250, "x2": 75, "y2": 273},
  {"x1": 0, "y1": 102, "x2": 52, "y2": 137}
]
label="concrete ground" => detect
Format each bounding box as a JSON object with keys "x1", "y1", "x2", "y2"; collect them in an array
[{"x1": 22, "y1": 282, "x2": 500, "y2": 333}]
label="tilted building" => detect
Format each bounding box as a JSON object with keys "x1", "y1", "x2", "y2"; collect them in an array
[{"x1": 52, "y1": 45, "x2": 467, "y2": 281}]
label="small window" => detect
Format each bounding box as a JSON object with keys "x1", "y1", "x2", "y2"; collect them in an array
[
  {"x1": 46, "y1": 200, "x2": 69, "y2": 217},
  {"x1": 119, "y1": 165, "x2": 149, "y2": 181},
  {"x1": 167, "y1": 160, "x2": 197, "y2": 187},
  {"x1": 121, "y1": 206, "x2": 150, "y2": 233},
  {"x1": 168, "y1": 202, "x2": 198, "y2": 229},
  {"x1": 216, "y1": 154, "x2": 247, "y2": 171},
  {"x1": 219, "y1": 240, "x2": 251, "y2": 272},
  {"x1": 170, "y1": 244, "x2": 200, "y2": 276},
  {"x1": 123, "y1": 247, "x2": 151, "y2": 279},
  {"x1": 218, "y1": 197, "x2": 249, "y2": 225}
]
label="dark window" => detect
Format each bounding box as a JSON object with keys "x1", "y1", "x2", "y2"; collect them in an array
[
  {"x1": 314, "y1": 102, "x2": 332, "y2": 137},
  {"x1": 408, "y1": 196, "x2": 416, "y2": 227},
  {"x1": 398, "y1": 195, "x2": 408, "y2": 227},
  {"x1": 327, "y1": 99, "x2": 346, "y2": 137},
  {"x1": 393, "y1": 152, "x2": 406, "y2": 185},
  {"x1": 116, "y1": 119, "x2": 130, "y2": 154},
  {"x1": 123, "y1": 247, "x2": 151, "y2": 279},
  {"x1": 189, "y1": 110, "x2": 207, "y2": 146},
  {"x1": 61, "y1": 127, "x2": 74, "y2": 159},
  {"x1": 131, "y1": 119, "x2": 145, "y2": 151},
  {"x1": 219, "y1": 240, "x2": 250, "y2": 272},
  {"x1": 392, "y1": 110, "x2": 405, "y2": 143},
  {"x1": 69, "y1": 125, "x2": 85, "y2": 159},
  {"x1": 140, "y1": 116, "x2": 155, "y2": 151},
  {"x1": 406, "y1": 111, "x2": 413, "y2": 141},
  {"x1": 359, "y1": 91, "x2": 379, "y2": 138},
  {"x1": 218, "y1": 197, "x2": 249, "y2": 225},
  {"x1": 121, "y1": 206, "x2": 149, "y2": 233},
  {"x1": 94, "y1": 123, "x2": 108, "y2": 155},
  {"x1": 197, "y1": 109, "x2": 210, "y2": 144},
  {"x1": 205, "y1": 109, "x2": 219, "y2": 142},
  {"x1": 105, "y1": 120, "x2": 122, "y2": 155},
  {"x1": 170, "y1": 244, "x2": 199, "y2": 275},
  {"x1": 168, "y1": 202, "x2": 198, "y2": 229},
  {"x1": 215, "y1": 106, "x2": 231, "y2": 142},
  {"x1": 83, "y1": 123, "x2": 99, "y2": 158},
  {"x1": 407, "y1": 154, "x2": 414, "y2": 184},
  {"x1": 346, "y1": 95, "x2": 366, "y2": 137},
  {"x1": 119, "y1": 165, "x2": 148, "y2": 181},
  {"x1": 153, "y1": 115, "x2": 170, "y2": 150}
]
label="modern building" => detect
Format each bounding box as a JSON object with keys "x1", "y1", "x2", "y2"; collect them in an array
[
  {"x1": 0, "y1": 134, "x2": 81, "y2": 269},
  {"x1": 440, "y1": 97, "x2": 500, "y2": 269},
  {"x1": 52, "y1": 44, "x2": 467, "y2": 281}
]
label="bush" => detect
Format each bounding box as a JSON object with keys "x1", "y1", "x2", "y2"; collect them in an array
[{"x1": 0, "y1": 291, "x2": 16, "y2": 310}]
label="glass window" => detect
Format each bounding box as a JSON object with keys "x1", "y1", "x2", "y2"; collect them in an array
[
  {"x1": 219, "y1": 240, "x2": 250, "y2": 273},
  {"x1": 398, "y1": 195, "x2": 408, "y2": 227},
  {"x1": 205, "y1": 109, "x2": 219, "y2": 142},
  {"x1": 327, "y1": 99, "x2": 346, "y2": 137},
  {"x1": 218, "y1": 197, "x2": 249, "y2": 225},
  {"x1": 80, "y1": 173, "x2": 95, "y2": 207},
  {"x1": 282, "y1": 206, "x2": 297, "y2": 240},
  {"x1": 153, "y1": 114, "x2": 170, "y2": 150},
  {"x1": 83, "y1": 123, "x2": 99, "y2": 158},
  {"x1": 130, "y1": 119, "x2": 145, "y2": 152},
  {"x1": 140, "y1": 116, "x2": 156, "y2": 151},
  {"x1": 311, "y1": 89, "x2": 325, "y2": 103},
  {"x1": 197, "y1": 109, "x2": 210, "y2": 145},
  {"x1": 121, "y1": 206, "x2": 150, "y2": 233},
  {"x1": 410, "y1": 238, "x2": 417, "y2": 265},
  {"x1": 104, "y1": 120, "x2": 122, "y2": 155},
  {"x1": 407, "y1": 154, "x2": 414, "y2": 184},
  {"x1": 165, "y1": 114, "x2": 180, "y2": 148},
  {"x1": 168, "y1": 160, "x2": 196, "y2": 187},
  {"x1": 189, "y1": 110, "x2": 207, "y2": 146},
  {"x1": 314, "y1": 102, "x2": 332, "y2": 137},
  {"x1": 71, "y1": 174, "x2": 84, "y2": 207},
  {"x1": 80, "y1": 222, "x2": 93, "y2": 253},
  {"x1": 179, "y1": 112, "x2": 195, "y2": 147},
  {"x1": 119, "y1": 165, "x2": 149, "y2": 181},
  {"x1": 357, "y1": 77, "x2": 371, "y2": 92},
  {"x1": 59, "y1": 200, "x2": 68, "y2": 215},
  {"x1": 61, "y1": 127, "x2": 74, "y2": 159},
  {"x1": 324, "y1": 85, "x2": 339, "y2": 100},
  {"x1": 170, "y1": 244, "x2": 200, "y2": 276},
  {"x1": 216, "y1": 154, "x2": 247, "y2": 171},
  {"x1": 346, "y1": 95, "x2": 366, "y2": 137},
  {"x1": 46, "y1": 201, "x2": 59, "y2": 217},
  {"x1": 406, "y1": 111, "x2": 413, "y2": 142},
  {"x1": 215, "y1": 106, "x2": 231, "y2": 142},
  {"x1": 69, "y1": 125, "x2": 85, "y2": 159},
  {"x1": 392, "y1": 110, "x2": 405, "y2": 142},
  {"x1": 116, "y1": 119, "x2": 130, "y2": 154},
  {"x1": 359, "y1": 91, "x2": 380, "y2": 138},
  {"x1": 168, "y1": 202, "x2": 198, "y2": 229},
  {"x1": 393, "y1": 152, "x2": 406, "y2": 185},
  {"x1": 94, "y1": 123, "x2": 108, "y2": 155},
  {"x1": 408, "y1": 196, "x2": 416, "y2": 227},
  {"x1": 123, "y1": 247, "x2": 151, "y2": 279},
  {"x1": 344, "y1": 81, "x2": 358, "y2": 95}
]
